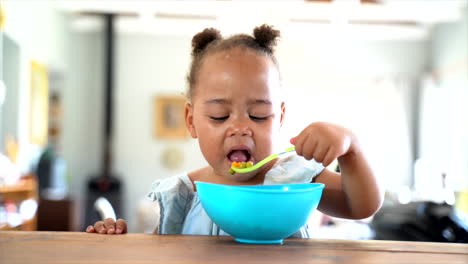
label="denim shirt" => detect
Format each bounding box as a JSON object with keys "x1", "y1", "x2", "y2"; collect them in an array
[{"x1": 147, "y1": 154, "x2": 324, "y2": 237}]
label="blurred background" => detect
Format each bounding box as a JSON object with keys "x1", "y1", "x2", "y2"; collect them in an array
[{"x1": 0, "y1": 0, "x2": 467, "y2": 242}]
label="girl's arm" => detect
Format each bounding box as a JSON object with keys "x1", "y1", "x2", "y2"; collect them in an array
[
  {"x1": 313, "y1": 146, "x2": 383, "y2": 219},
  {"x1": 292, "y1": 122, "x2": 383, "y2": 219}
]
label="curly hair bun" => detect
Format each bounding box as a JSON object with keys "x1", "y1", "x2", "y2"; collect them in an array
[
  {"x1": 191, "y1": 28, "x2": 222, "y2": 56},
  {"x1": 253, "y1": 24, "x2": 280, "y2": 53}
]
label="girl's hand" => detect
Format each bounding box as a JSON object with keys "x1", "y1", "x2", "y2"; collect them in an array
[
  {"x1": 290, "y1": 122, "x2": 355, "y2": 167},
  {"x1": 86, "y1": 218, "x2": 127, "y2": 234}
]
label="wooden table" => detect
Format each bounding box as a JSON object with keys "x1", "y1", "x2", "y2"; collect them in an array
[{"x1": 0, "y1": 231, "x2": 467, "y2": 264}]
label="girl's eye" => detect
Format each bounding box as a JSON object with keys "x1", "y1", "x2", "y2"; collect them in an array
[
  {"x1": 249, "y1": 115, "x2": 268, "y2": 121},
  {"x1": 210, "y1": 116, "x2": 229, "y2": 121}
]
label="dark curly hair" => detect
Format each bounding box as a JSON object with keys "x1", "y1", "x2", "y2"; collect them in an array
[{"x1": 186, "y1": 24, "x2": 281, "y2": 100}]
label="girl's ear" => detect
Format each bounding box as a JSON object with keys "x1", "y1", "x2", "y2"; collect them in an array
[
  {"x1": 185, "y1": 102, "x2": 198, "y2": 138},
  {"x1": 279, "y1": 102, "x2": 286, "y2": 128}
]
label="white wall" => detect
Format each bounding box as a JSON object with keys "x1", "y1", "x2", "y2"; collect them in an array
[
  {"x1": 430, "y1": 6, "x2": 468, "y2": 84},
  {"x1": 2, "y1": 0, "x2": 70, "y2": 171},
  {"x1": 1, "y1": 35, "x2": 20, "y2": 151},
  {"x1": 416, "y1": 6, "x2": 468, "y2": 192},
  {"x1": 63, "y1": 32, "x2": 104, "y2": 231},
  {"x1": 3, "y1": 1, "x2": 68, "y2": 68},
  {"x1": 277, "y1": 39, "x2": 427, "y2": 191}
]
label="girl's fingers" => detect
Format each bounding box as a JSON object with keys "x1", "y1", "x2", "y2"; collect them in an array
[
  {"x1": 299, "y1": 133, "x2": 317, "y2": 161},
  {"x1": 115, "y1": 219, "x2": 127, "y2": 234},
  {"x1": 86, "y1": 226, "x2": 95, "y2": 233},
  {"x1": 104, "y1": 218, "x2": 116, "y2": 234},
  {"x1": 312, "y1": 143, "x2": 328, "y2": 164},
  {"x1": 293, "y1": 131, "x2": 308, "y2": 157},
  {"x1": 87, "y1": 219, "x2": 126, "y2": 235},
  {"x1": 322, "y1": 147, "x2": 337, "y2": 167},
  {"x1": 93, "y1": 221, "x2": 106, "y2": 234},
  {"x1": 289, "y1": 136, "x2": 297, "y2": 145}
]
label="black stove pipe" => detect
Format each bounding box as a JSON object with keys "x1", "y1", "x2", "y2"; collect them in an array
[{"x1": 103, "y1": 13, "x2": 114, "y2": 179}]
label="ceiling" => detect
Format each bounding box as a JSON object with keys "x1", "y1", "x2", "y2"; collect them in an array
[{"x1": 56, "y1": 0, "x2": 467, "y2": 40}]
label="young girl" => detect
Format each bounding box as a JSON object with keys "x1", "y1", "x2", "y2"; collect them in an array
[{"x1": 86, "y1": 24, "x2": 382, "y2": 236}]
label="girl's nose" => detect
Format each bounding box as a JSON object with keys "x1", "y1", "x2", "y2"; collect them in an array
[{"x1": 227, "y1": 118, "x2": 253, "y2": 137}]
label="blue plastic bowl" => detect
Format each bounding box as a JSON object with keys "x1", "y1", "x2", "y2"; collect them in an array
[{"x1": 194, "y1": 181, "x2": 325, "y2": 244}]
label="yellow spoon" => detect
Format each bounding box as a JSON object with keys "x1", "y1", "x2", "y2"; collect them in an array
[{"x1": 230, "y1": 146, "x2": 296, "y2": 174}]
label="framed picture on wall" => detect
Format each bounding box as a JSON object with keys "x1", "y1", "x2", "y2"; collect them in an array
[
  {"x1": 154, "y1": 95, "x2": 189, "y2": 139},
  {"x1": 30, "y1": 60, "x2": 49, "y2": 146}
]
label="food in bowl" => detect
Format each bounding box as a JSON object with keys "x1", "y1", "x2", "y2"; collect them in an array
[{"x1": 195, "y1": 181, "x2": 325, "y2": 243}]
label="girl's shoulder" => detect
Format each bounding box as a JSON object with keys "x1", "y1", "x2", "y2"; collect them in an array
[
  {"x1": 146, "y1": 173, "x2": 196, "y2": 235},
  {"x1": 147, "y1": 173, "x2": 194, "y2": 201},
  {"x1": 264, "y1": 154, "x2": 324, "y2": 184}
]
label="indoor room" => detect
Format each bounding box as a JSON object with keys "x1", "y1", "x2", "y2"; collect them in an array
[{"x1": 0, "y1": 0, "x2": 467, "y2": 263}]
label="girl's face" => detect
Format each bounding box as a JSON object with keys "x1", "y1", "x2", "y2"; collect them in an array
[{"x1": 185, "y1": 47, "x2": 285, "y2": 182}]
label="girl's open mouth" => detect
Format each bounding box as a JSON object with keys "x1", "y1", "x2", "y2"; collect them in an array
[{"x1": 227, "y1": 149, "x2": 252, "y2": 163}]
